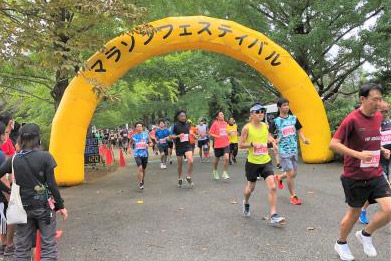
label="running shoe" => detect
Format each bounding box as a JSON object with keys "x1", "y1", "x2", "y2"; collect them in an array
[
  {"x1": 139, "y1": 182, "x2": 144, "y2": 190},
  {"x1": 270, "y1": 213, "x2": 286, "y2": 225},
  {"x1": 356, "y1": 230, "x2": 377, "y2": 257},
  {"x1": 334, "y1": 241, "x2": 355, "y2": 261},
  {"x1": 275, "y1": 174, "x2": 284, "y2": 189},
  {"x1": 212, "y1": 170, "x2": 220, "y2": 180},
  {"x1": 178, "y1": 178, "x2": 183, "y2": 187},
  {"x1": 290, "y1": 195, "x2": 302, "y2": 205},
  {"x1": 169, "y1": 159, "x2": 173, "y2": 164},
  {"x1": 3, "y1": 246, "x2": 15, "y2": 256},
  {"x1": 242, "y1": 200, "x2": 251, "y2": 217},
  {"x1": 186, "y1": 176, "x2": 194, "y2": 188},
  {"x1": 184, "y1": 158, "x2": 188, "y2": 162},
  {"x1": 160, "y1": 163, "x2": 164, "y2": 169},
  {"x1": 276, "y1": 163, "x2": 282, "y2": 170},
  {"x1": 359, "y1": 210, "x2": 369, "y2": 224},
  {"x1": 222, "y1": 171, "x2": 230, "y2": 180}
]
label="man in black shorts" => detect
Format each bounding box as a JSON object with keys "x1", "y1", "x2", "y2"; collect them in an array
[
  {"x1": 170, "y1": 111, "x2": 194, "y2": 188},
  {"x1": 239, "y1": 104, "x2": 285, "y2": 225},
  {"x1": 330, "y1": 83, "x2": 391, "y2": 260}
]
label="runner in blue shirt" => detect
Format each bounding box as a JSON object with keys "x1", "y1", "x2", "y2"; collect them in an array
[
  {"x1": 129, "y1": 122, "x2": 152, "y2": 190},
  {"x1": 155, "y1": 119, "x2": 171, "y2": 169}
]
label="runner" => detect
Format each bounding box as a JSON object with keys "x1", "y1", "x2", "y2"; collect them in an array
[
  {"x1": 330, "y1": 83, "x2": 391, "y2": 260},
  {"x1": 170, "y1": 110, "x2": 194, "y2": 188},
  {"x1": 269, "y1": 98, "x2": 310, "y2": 205},
  {"x1": 129, "y1": 122, "x2": 152, "y2": 191},
  {"x1": 196, "y1": 119, "x2": 210, "y2": 163},
  {"x1": 209, "y1": 111, "x2": 230, "y2": 180},
  {"x1": 380, "y1": 100, "x2": 391, "y2": 181},
  {"x1": 359, "y1": 100, "x2": 391, "y2": 225},
  {"x1": 240, "y1": 103, "x2": 285, "y2": 225},
  {"x1": 227, "y1": 117, "x2": 239, "y2": 165},
  {"x1": 166, "y1": 121, "x2": 174, "y2": 165},
  {"x1": 189, "y1": 120, "x2": 198, "y2": 155},
  {"x1": 155, "y1": 119, "x2": 170, "y2": 169}
]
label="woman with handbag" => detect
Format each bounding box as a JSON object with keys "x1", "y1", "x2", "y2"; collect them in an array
[{"x1": 0, "y1": 123, "x2": 68, "y2": 260}]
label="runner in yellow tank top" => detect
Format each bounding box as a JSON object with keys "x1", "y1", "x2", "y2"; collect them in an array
[
  {"x1": 240, "y1": 103, "x2": 286, "y2": 225},
  {"x1": 227, "y1": 117, "x2": 239, "y2": 164}
]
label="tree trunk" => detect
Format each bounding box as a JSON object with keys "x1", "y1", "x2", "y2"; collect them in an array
[{"x1": 52, "y1": 70, "x2": 69, "y2": 110}]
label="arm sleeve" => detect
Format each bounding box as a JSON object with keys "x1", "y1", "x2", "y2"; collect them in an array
[
  {"x1": 295, "y1": 118, "x2": 303, "y2": 130},
  {"x1": 269, "y1": 121, "x2": 276, "y2": 134},
  {"x1": 209, "y1": 122, "x2": 217, "y2": 135},
  {"x1": 333, "y1": 117, "x2": 352, "y2": 143},
  {"x1": 44, "y1": 153, "x2": 64, "y2": 210},
  {"x1": 0, "y1": 157, "x2": 12, "y2": 179}
]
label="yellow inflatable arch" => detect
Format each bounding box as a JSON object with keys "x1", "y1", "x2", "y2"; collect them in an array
[{"x1": 49, "y1": 16, "x2": 333, "y2": 186}]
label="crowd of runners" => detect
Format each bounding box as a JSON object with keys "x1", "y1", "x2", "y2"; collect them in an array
[{"x1": 91, "y1": 83, "x2": 391, "y2": 261}]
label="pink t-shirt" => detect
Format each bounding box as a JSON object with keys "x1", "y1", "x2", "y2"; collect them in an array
[
  {"x1": 333, "y1": 109, "x2": 383, "y2": 180},
  {"x1": 210, "y1": 120, "x2": 230, "y2": 148}
]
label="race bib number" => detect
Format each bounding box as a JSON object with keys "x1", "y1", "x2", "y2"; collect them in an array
[
  {"x1": 281, "y1": 126, "x2": 296, "y2": 137},
  {"x1": 135, "y1": 142, "x2": 146, "y2": 150},
  {"x1": 360, "y1": 150, "x2": 380, "y2": 168},
  {"x1": 180, "y1": 134, "x2": 189, "y2": 142},
  {"x1": 159, "y1": 138, "x2": 167, "y2": 144},
  {"x1": 123, "y1": 133, "x2": 128, "y2": 138},
  {"x1": 253, "y1": 144, "x2": 268, "y2": 156},
  {"x1": 381, "y1": 130, "x2": 391, "y2": 146},
  {"x1": 230, "y1": 131, "x2": 237, "y2": 136},
  {"x1": 220, "y1": 128, "x2": 227, "y2": 136}
]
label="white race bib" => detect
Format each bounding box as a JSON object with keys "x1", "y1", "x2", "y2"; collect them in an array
[
  {"x1": 253, "y1": 143, "x2": 268, "y2": 156},
  {"x1": 381, "y1": 130, "x2": 391, "y2": 146},
  {"x1": 180, "y1": 134, "x2": 189, "y2": 142},
  {"x1": 220, "y1": 128, "x2": 227, "y2": 136},
  {"x1": 360, "y1": 150, "x2": 380, "y2": 168},
  {"x1": 281, "y1": 125, "x2": 296, "y2": 137},
  {"x1": 230, "y1": 131, "x2": 237, "y2": 136},
  {"x1": 159, "y1": 138, "x2": 167, "y2": 144},
  {"x1": 135, "y1": 142, "x2": 146, "y2": 150}
]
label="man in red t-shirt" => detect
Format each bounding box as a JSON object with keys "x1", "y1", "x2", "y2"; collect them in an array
[
  {"x1": 330, "y1": 83, "x2": 391, "y2": 261},
  {"x1": 209, "y1": 111, "x2": 230, "y2": 180}
]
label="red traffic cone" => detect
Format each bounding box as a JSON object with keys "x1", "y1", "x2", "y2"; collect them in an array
[
  {"x1": 119, "y1": 149, "x2": 126, "y2": 167},
  {"x1": 105, "y1": 148, "x2": 113, "y2": 166}
]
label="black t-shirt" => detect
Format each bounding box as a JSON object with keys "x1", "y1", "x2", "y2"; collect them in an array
[
  {"x1": 172, "y1": 121, "x2": 190, "y2": 148},
  {"x1": 0, "y1": 149, "x2": 10, "y2": 203},
  {"x1": 0, "y1": 150, "x2": 64, "y2": 210}
]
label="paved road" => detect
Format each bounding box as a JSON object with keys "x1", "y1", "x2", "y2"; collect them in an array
[{"x1": 55, "y1": 153, "x2": 390, "y2": 261}]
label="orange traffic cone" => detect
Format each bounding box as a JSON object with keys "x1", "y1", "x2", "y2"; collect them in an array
[{"x1": 119, "y1": 149, "x2": 126, "y2": 167}]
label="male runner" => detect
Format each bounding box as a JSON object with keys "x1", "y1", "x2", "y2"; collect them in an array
[
  {"x1": 227, "y1": 117, "x2": 239, "y2": 164},
  {"x1": 330, "y1": 83, "x2": 391, "y2": 260},
  {"x1": 129, "y1": 122, "x2": 152, "y2": 191},
  {"x1": 270, "y1": 98, "x2": 310, "y2": 205},
  {"x1": 170, "y1": 111, "x2": 194, "y2": 188},
  {"x1": 196, "y1": 119, "x2": 210, "y2": 162},
  {"x1": 209, "y1": 111, "x2": 230, "y2": 180},
  {"x1": 155, "y1": 119, "x2": 171, "y2": 169},
  {"x1": 240, "y1": 103, "x2": 286, "y2": 225}
]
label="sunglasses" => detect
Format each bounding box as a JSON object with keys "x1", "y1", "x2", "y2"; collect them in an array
[{"x1": 253, "y1": 110, "x2": 266, "y2": 114}]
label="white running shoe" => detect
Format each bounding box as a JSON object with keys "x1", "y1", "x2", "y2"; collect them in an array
[
  {"x1": 160, "y1": 163, "x2": 164, "y2": 169},
  {"x1": 243, "y1": 200, "x2": 251, "y2": 217},
  {"x1": 222, "y1": 171, "x2": 230, "y2": 180},
  {"x1": 334, "y1": 241, "x2": 355, "y2": 261},
  {"x1": 355, "y1": 230, "x2": 377, "y2": 257}
]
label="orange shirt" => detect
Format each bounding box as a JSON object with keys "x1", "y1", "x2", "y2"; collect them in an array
[{"x1": 189, "y1": 127, "x2": 198, "y2": 144}]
